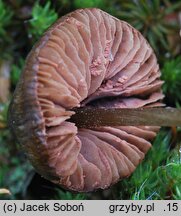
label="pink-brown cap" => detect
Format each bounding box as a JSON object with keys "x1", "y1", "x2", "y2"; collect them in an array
[{"x1": 9, "y1": 8, "x2": 164, "y2": 192}]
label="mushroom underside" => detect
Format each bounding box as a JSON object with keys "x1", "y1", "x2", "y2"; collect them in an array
[{"x1": 10, "y1": 8, "x2": 164, "y2": 192}]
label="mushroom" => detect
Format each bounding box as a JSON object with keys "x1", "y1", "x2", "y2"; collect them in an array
[{"x1": 9, "y1": 8, "x2": 164, "y2": 192}]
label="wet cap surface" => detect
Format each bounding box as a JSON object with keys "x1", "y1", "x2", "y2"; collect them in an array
[{"x1": 9, "y1": 8, "x2": 164, "y2": 192}]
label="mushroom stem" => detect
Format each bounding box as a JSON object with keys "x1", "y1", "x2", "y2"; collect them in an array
[{"x1": 70, "y1": 107, "x2": 181, "y2": 128}]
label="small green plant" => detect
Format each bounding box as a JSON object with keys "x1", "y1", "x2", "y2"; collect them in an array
[
  {"x1": 0, "y1": 0, "x2": 13, "y2": 37},
  {"x1": 114, "y1": 0, "x2": 181, "y2": 55},
  {"x1": 161, "y1": 57, "x2": 181, "y2": 105},
  {"x1": 132, "y1": 163, "x2": 181, "y2": 200},
  {"x1": 173, "y1": 185, "x2": 181, "y2": 200},
  {"x1": 0, "y1": 0, "x2": 13, "y2": 59},
  {"x1": 54, "y1": 189, "x2": 86, "y2": 200},
  {"x1": 5, "y1": 162, "x2": 34, "y2": 199},
  {"x1": 28, "y1": 1, "x2": 58, "y2": 40},
  {"x1": 0, "y1": 127, "x2": 34, "y2": 200},
  {"x1": 73, "y1": 0, "x2": 106, "y2": 8}
]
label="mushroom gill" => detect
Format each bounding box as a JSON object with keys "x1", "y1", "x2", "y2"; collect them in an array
[{"x1": 9, "y1": 8, "x2": 164, "y2": 192}]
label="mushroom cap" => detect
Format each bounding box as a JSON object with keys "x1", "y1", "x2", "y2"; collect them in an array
[{"x1": 9, "y1": 8, "x2": 164, "y2": 192}]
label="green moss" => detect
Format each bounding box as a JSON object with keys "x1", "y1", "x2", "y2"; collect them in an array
[
  {"x1": 161, "y1": 57, "x2": 181, "y2": 105},
  {"x1": 0, "y1": 0, "x2": 13, "y2": 37},
  {"x1": 0, "y1": 0, "x2": 13, "y2": 59},
  {"x1": 113, "y1": 0, "x2": 181, "y2": 55},
  {"x1": 54, "y1": 189, "x2": 86, "y2": 200},
  {"x1": 73, "y1": 0, "x2": 106, "y2": 8},
  {"x1": 28, "y1": 1, "x2": 58, "y2": 41}
]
